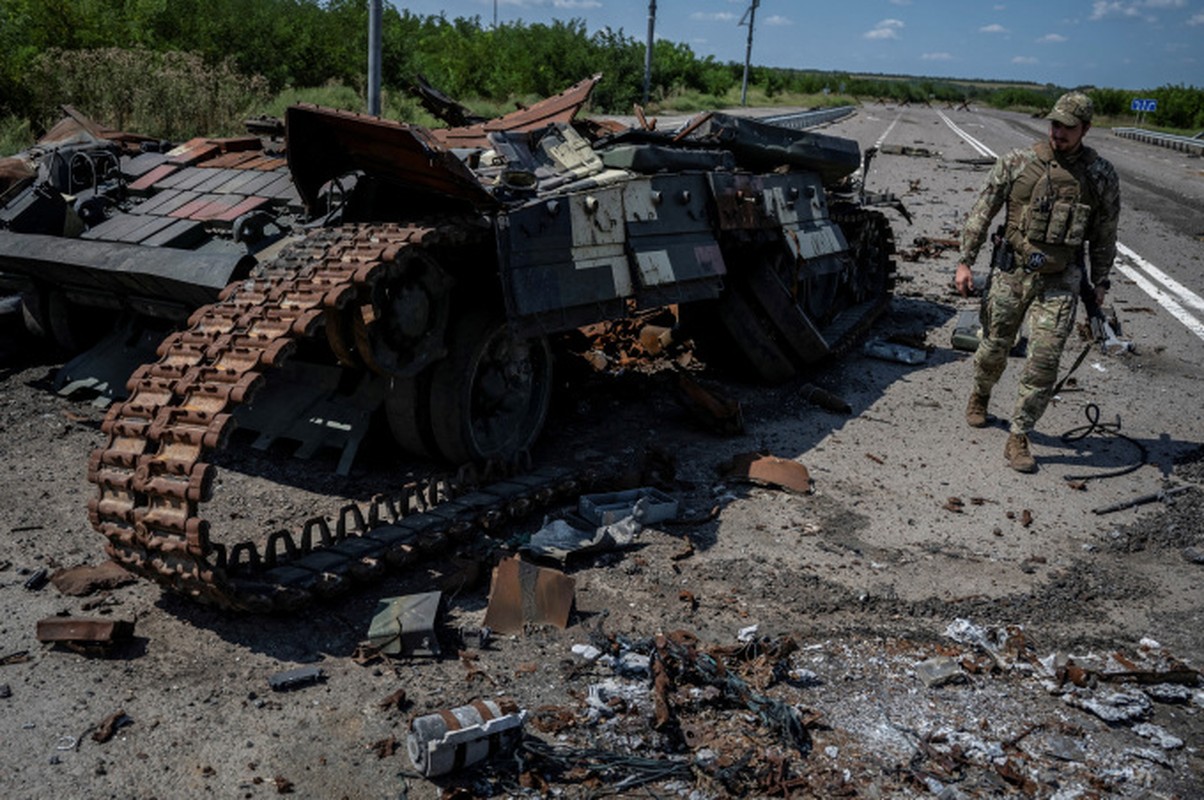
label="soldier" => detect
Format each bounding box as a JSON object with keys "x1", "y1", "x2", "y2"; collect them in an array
[{"x1": 954, "y1": 91, "x2": 1120, "y2": 472}]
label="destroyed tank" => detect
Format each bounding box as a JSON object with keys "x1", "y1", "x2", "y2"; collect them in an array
[{"x1": 0, "y1": 76, "x2": 896, "y2": 610}]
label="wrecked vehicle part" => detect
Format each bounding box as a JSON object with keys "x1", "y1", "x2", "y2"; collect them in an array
[
  {"x1": 1, "y1": 78, "x2": 897, "y2": 610},
  {"x1": 36, "y1": 617, "x2": 135, "y2": 646},
  {"x1": 267, "y1": 666, "x2": 326, "y2": 692},
  {"x1": 515, "y1": 737, "x2": 693, "y2": 794},
  {"x1": 482, "y1": 555, "x2": 575, "y2": 633},
  {"x1": 407, "y1": 698, "x2": 526, "y2": 777},
  {"x1": 366, "y1": 591, "x2": 443, "y2": 656},
  {"x1": 605, "y1": 630, "x2": 813, "y2": 756},
  {"x1": 722, "y1": 453, "x2": 814, "y2": 494}
]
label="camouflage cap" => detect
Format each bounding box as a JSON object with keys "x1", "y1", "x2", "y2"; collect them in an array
[{"x1": 1047, "y1": 91, "x2": 1093, "y2": 126}]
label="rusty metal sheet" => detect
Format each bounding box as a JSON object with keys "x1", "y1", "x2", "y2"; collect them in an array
[
  {"x1": 166, "y1": 138, "x2": 220, "y2": 166},
  {"x1": 723, "y1": 453, "x2": 813, "y2": 494},
  {"x1": 140, "y1": 218, "x2": 205, "y2": 248},
  {"x1": 49, "y1": 561, "x2": 136, "y2": 596},
  {"x1": 36, "y1": 617, "x2": 135, "y2": 644},
  {"x1": 431, "y1": 74, "x2": 601, "y2": 150},
  {"x1": 483, "y1": 555, "x2": 574, "y2": 634},
  {"x1": 127, "y1": 163, "x2": 180, "y2": 193},
  {"x1": 213, "y1": 195, "x2": 270, "y2": 223},
  {"x1": 201, "y1": 150, "x2": 262, "y2": 169},
  {"x1": 285, "y1": 105, "x2": 496, "y2": 214},
  {"x1": 186, "y1": 194, "x2": 242, "y2": 221}
]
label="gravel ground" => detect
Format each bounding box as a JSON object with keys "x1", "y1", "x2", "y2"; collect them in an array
[{"x1": 0, "y1": 102, "x2": 1201, "y2": 799}]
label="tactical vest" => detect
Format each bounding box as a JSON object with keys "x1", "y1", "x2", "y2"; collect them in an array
[{"x1": 1005, "y1": 141, "x2": 1097, "y2": 274}]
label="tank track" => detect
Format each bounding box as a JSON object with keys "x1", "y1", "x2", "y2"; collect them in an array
[{"x1": 87, "y1": 222, "x2": 595, "y2": 612}]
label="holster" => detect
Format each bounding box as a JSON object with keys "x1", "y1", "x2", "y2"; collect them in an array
[{"x1": 989, "y1": 225, "x2": 1016, "y2": 274}]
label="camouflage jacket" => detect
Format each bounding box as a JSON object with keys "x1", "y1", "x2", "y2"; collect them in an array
[{"x1": 958, "y1": 141, "x2": 1120, "y2": 286}]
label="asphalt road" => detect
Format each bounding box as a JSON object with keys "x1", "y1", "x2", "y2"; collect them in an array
[
  {"x1": 839, "y1": 102, "x2": 1204, "y2": 355},
  {"x1": 1, "y1": 102, "x2": 1200, "y2": 799}
]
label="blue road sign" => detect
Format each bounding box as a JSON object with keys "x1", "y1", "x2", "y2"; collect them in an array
[{"x1": 1131, "y1": 98, "x2": 1158, "y2": 112}]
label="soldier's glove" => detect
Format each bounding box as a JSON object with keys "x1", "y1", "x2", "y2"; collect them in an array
[{"x1": 1024, "y1": 252, "x2": 1047, "y2": 272}]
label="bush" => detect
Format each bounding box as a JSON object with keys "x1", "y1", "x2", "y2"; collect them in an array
[{"x1": 27, "y1": 48, "x2": 270, "y2": 139}]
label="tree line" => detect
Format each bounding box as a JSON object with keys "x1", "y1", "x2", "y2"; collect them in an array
[{"x1": 1, "y1": 0, "x2": 1201, "y2": 142}]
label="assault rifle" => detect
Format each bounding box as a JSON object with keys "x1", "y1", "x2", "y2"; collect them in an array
[{"x1": 1079, "y1": 271, "x2": 1131, "y2": 354}]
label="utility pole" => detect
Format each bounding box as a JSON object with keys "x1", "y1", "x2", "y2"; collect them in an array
[
  {"x1": 367, "y1": 0, "x2": 382, "y2": 115},
  {"x1": 493, "y1": 0, "x2": 498, "y2": 29},
  {"x1": 643, "y1": 1, "x2": 657, "y2": 104},
  {"x1": 739, "y1": 0, "x2": 759, "y2": 106}
]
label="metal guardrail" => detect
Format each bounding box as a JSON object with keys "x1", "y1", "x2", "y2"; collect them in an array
[
  {"x1": 1112, "y1": 127, "x2": 1204, "y2": 155},
  {"x1": 762, "y1": 106, "x2": 856, "y2": 130}
]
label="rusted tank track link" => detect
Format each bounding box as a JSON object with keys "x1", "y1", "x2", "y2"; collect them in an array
[{"x1": 87, "y1": 223, "x2": 589, "y2": 611}]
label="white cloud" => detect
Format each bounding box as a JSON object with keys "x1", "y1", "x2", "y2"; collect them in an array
[
  {"x1": 888, "y1": 0, "x2": 913, "y2": 5},
  {"x1": 1188, "y1": 12, "x2": 1204, "y2": 25},
  {"x1": 864, "y1": 19, "x2": 904, "y2": 40},
  {"x1": 1012, "y1": 55, "x2": 1039, "y2": 64},
  {"x1": 921, "y1": 52, "x2": 954, "y2": 60},
  {"x1": 1038, "y1": 33, "x2": 1068, "y2": 42},
  {"x1": 980, "y1": 23, "x2": 1009, "y2": 33},
  {"x1": 689, "y1": 11, "x2": 737, "y2": 22},
  {"x1": 994, "y1": 4, "x2": 1007, "y2": 9},
  {"x1": 552, "y1": 0, "x2": 601, "y2": 8},
  {"x1": 1090, "y1": 0, "x2": 1184, "y2": 20},
  {"x1": 763, "y1": 15, "x2": 793, "y2": 27}
]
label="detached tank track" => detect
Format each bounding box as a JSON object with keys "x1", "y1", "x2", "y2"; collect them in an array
[{"x1": 87, "y1": 222, "x2": 596, "y2": 612}]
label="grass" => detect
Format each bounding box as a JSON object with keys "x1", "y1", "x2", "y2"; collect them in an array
[{"x1": 0, "y1": 116, "x2": 33, "y2": 155}]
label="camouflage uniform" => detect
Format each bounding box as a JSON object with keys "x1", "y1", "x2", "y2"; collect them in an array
[{"x1": 959, "y1": 109, "x2": 1120, "y2": 435}]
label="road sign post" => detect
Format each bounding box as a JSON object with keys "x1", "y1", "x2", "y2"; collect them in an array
[{"x1": 1131, "y1": 97, "x2": 1158, "y2": 128}]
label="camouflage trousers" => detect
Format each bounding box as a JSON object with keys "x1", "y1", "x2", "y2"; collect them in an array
[{"x1": 973, "y1": 265, "x2": 1080, "y2": 434}]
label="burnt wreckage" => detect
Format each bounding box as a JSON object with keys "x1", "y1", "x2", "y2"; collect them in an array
[{"x1": 0, "y1": 77, "x2": 897, "y2": 609}]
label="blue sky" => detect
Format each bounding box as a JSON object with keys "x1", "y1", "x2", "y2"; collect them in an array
[{"x1": 393, "y1": 1, "x2": 1202, "y2": 90}]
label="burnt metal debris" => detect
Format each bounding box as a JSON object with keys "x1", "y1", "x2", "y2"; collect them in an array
[
  {"x1": 35, "y1": 616, "x2": 135, "y2": 646},
  {"x1": 267, "y1": 665, "x2": 326, "y2": 692},
  {"x1": 0, "y1": 75, "x2": 898, "y2": 610},
  {"x1": 482, "y1": 555, "x2": 575, "y2": 633},
  {"x1": 366, "y1": 591, "x2": 443, "y2": 657}
]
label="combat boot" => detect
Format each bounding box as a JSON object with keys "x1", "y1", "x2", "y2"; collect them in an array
[
  {"x1": 965, "y1": 393, "x2": 989, "y2": 428},
  {"x1": 1005, "y1": 432, "x2": 1037, "y2": 473}
]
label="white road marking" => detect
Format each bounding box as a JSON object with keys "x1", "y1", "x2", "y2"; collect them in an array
[
  {"x1": 937, "y1": 111, "x2": 994, "y2": 158},
  {"x1": 1117, "y1": 242, "x2": 1204, "y2": 315},
  {"x1": 938, "y1": 113, "x2": 1204, "y2": 342},
  {"x1": 873, "y1": 112, "x2": 902, "y2": 149}
]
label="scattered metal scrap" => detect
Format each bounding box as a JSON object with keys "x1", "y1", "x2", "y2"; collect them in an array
[
  {"x1": 799, "y1": 383, "x2": 851, "y2": 414},
  {"x1": 36, "y1": 617, "x2": 134, "y2": 648},
  {"x1": 366, "y1": 592, "x2": 443, "y2": 657},
  {"x1": 23, "y1": 567, "x2": 49, "y2": 591},
  {"x1": 879, "y1": 144, "x2": 938, "y2": 157},
  {"x1": 91, "y1": 710, "x2": 133, "y2": 743},
  {"x1": 1091, "y1": 485, "x2": 1193, "y2": 515},
  {"x1": 0, "y1": 650, "x2": 31, "y2": 666},
  {"x1": 721, "y1": 453, "x2": 813, "y2": 494},
  {"x1": 49, "y1": 560, "x2": 136, "y2": 596},
  {"x1": 267, "y1": 665, "x2": 325, "y2": 692},
  {"x1": 482, "y1": 555, "x2": 575, "y2": 634},
  {"x1": 899, "y1": 234, "x2": 959, "y2": 262},
  {"x1": 515, "y1": 737, "x2": 694, "y2": 795}
]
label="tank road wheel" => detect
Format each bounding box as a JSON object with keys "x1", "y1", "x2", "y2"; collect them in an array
[
  {"x1": 834, "y1": 208, "x2": 897, "y2": 305},
  {"x1": 21, "y1": 286, "x2": 110, "y2": 353},
  {"x1": 19, "y1": 289, "x2": 50, "y2": 340},
  {"x1": 426, "y1": 311, "x2": 553, "y2": 465},
  {"x1": 384, "y1": 374, "x2": 435, "y2": 460}
]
